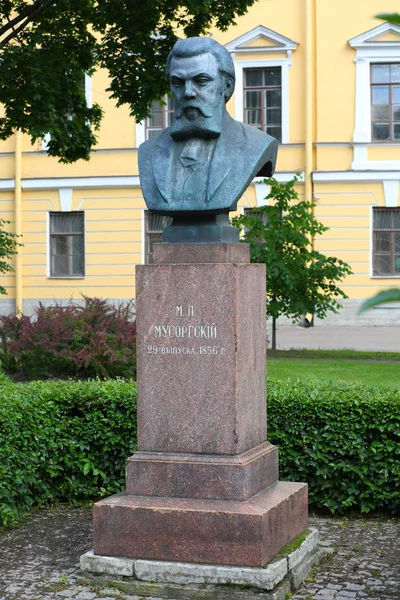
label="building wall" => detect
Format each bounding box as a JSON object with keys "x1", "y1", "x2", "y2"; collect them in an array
[{"x1": 1, "y1": 0, "x2": 400, "y2": 324}]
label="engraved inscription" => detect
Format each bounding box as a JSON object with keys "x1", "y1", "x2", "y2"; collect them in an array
[
  {"x1": 153, "y1": 324, "x2": 217, "y2": 339},
  {"x1": 177, "y1": 305, "x2": 195, "y2": 317},
  {"x1": 147, "y1": 304, "x2": 223, "y2": 357},
  {"x1": 147, "y1": 345, "x2": 225, "y2": 356}
]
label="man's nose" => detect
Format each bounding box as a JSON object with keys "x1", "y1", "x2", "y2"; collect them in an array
[{"x1": 184, "y1": 81, "x2": 196, "y2": 99}]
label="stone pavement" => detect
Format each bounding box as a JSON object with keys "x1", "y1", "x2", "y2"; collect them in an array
[
  {"x1": 267, "y1": 325, "x2": 400, "y2": 352},
  {"x1": 0, "y1": 506, "x2": 398, "y2": 600}
]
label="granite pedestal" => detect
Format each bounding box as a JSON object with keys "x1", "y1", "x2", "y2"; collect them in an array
[{"x1": 92, "y1": 243, "x2": 308, "y2": 567}]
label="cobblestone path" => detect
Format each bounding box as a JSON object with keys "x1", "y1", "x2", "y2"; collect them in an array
[{"x1": 0, "y1": 507, "x2": 398, "y2": 599}]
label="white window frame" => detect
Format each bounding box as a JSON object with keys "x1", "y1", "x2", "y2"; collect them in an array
[
  {"x1": 371, "y1": 206, "x2": 400, "y2": 278},
  {"x1": 234, "y1": 59, "x2": 290, "y2": 144},
  {"x1": 225, "y1": 25, "x2": 298, "y2": 145},
  {"x1": 349, "y1": 23, "x2": 400, "y2": 170},
  {"x1": 47, "y1": 207, "x2": 86, "y2": 279}
]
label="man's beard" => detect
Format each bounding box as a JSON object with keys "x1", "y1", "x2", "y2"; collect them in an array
[{"x1": 170, "y1": 104, "x2": 225, "y2": 141}]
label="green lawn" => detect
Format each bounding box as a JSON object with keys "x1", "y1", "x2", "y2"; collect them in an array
[{"x1": 267, "y1": 358, "x2": 400, "y2": 389}]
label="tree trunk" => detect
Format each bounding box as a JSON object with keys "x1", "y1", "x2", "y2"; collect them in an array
[{"x1": 272, "y1": 316, "x2": 277, "y2": 352}]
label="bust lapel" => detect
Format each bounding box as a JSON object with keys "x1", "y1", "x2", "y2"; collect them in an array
[
  {"x1": 207, "y1": 115, "x2": 245, "y2": 203},
  {"x1": 152, "y1": 131, "x2": 173, "y2": 204}
]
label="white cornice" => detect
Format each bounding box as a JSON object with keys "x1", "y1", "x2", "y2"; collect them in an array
[
  {"x1": 0, "y1": 179, "x2": 14, "y2": 191},
  {"x1": 349, "y1": 22, "x2": 400, "y2": 49},
  {"x1": 314, "y1": 171, "x2": 400, "y2": 182},
  {"x1": 226, "y1": 25, "x2": 298, "y2": 55},
  {"x1": 22, "y1": 176, "x2": 141, "y2": 189}
]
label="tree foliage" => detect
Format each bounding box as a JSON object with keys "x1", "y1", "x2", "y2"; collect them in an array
[
  {"x1": 0, "y1": 219, "x2": 20, "y2": 295},
  {"x1": 232, "y1": 177, "x2": 352, "y2": 350},
  {"x1": 377, "y1": 12, "x2": 400, "y2": 26},
  {"x1": 0, "y1": 0, "x2": 256, "y2": 163}
]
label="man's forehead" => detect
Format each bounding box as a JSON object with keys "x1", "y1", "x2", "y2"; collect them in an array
[{"x1": 170, "y1": 52, "x2": 219, "y2": 77}]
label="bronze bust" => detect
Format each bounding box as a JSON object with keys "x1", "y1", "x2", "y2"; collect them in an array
[{"x1": 138, "y1": 37, "x2": 278, "y2": 242}]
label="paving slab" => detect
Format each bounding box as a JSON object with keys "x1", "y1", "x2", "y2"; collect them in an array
[
  {"x1": 0, "y1": 506, "x2": 399, "y2": 599},
  {"x1": 268, "y1": 325, "x2": 400, "y2": 351}
]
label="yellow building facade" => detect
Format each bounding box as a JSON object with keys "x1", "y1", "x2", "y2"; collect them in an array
[{"x1": 1, "y1": 0, "x2": 400, "y2": 324}]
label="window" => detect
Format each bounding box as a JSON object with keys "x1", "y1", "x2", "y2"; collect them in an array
[
  {"x1": 244, "y1": 207, "x2": 269, "y2": 222},
  {"x1": 371, "y1": 64, "x2": 400, "y2": 141},
  {"x1": 49, "y1": 212, "x2": 85, "y2": 277},
  {"x1": 144, "y1": 212, "x2": 173, "y2": 263},
  {"x1": 373, "y1": 208, "x2": 400, "y2": 276},
  {"x1": 244, "y1": 67, "x2": 282, "y2": 141},
  {"x1": 145, "y1": 97, "x2": 174, "y2": 140}
]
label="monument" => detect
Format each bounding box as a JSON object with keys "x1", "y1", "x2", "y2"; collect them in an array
[{"x1": 85, "y1": 37, "x2": 311, "y2": 593}]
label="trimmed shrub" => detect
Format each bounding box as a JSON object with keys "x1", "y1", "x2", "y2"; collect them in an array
[
  {"x1": 0, "y1": 297, "x2": 136, "y2": 380},
  {"x1": 0, "y1": 378, "x2": 137, "y2": 526},
  {"x1": 0, "y1": 377, "x2": 398, "y2": 526},
  {"x1": 267, "y1": 379, "x2": 400, "y2": 515}
]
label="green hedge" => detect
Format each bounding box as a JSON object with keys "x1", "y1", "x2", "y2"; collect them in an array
[
  {"x1": 0, "y1": 377, "x2": 398, "y2": 526},
  {"x1": 268, "y1": 379, "x2": 399, "y2": 515},
  {"x1": 0, "y1": 377, "x2": 137, "y2": 526}
]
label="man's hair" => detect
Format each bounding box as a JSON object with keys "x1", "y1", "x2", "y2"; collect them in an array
[{"x1": 166, "y1": 37, "x2": 235, "y2": 102}]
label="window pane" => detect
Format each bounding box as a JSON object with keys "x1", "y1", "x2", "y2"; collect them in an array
[
  {"x1": 371, "y1": 64, "x2": 390, "y2": 83},
  {"x1": 245, "y1": 109, "x2": 262, "y2": 126},
  {"x1": 145, "y1": 95, "x2": 174, "y2": 140},
  {"x1": 393, "y1": 211, "x2": 400, "y2": 229},
  {"x1": 245, "y1": 69, "x2": 263, "y2": 87},
  {"x1": 52, "y1": 255, "x2": 67, "y2": 276},
  {"x1": 52, "y1": 235, "x2": 67, "y2": 255},
  {"x1": 395, "y1": 255, "x2": 400, "y2": 273},
  {"x1": 391, "y1": 64, "x2": 400, "y2": 83},
  {"x1": 372, "y1": 105, "x2": 389, "y2": 122},
  {"x1": 51, "y1": 214, "x2": 71, "y2": 233},
  {"x1": 72, "y1": 251, "x2": 84, "y2": 275},
  {"x1": 263, "y1": 67, "x2": 281, "y2": 86},
  {"x1": 393, "y1": 86, "x2": 400, "y2": 103},
  {"x1": 394, "y1": 123, "x2": 400, "y2": 140},
  {"x1": 266, "y1": 89, "x2": 281, "y2": 107},
  {"x1": 245, "y1": 90, "x2": 261, "y2": 108},
  {"x1": 375, "y1": 231, "x2": 391, "y2": 252},
  {"x1": 372, "y1": 86, "x2": 389, "y2": 104},
  {"x1": 266, "y1": 108, "x2": 281, "y2": 126},
  {"x1": 374, "y1": 253, "x2": 392, "y2": 275},
  {"x1": 266, "y1": 126, "x2": 282, "y2": 141},
  {"x1": 147, "y1": 111, "x2": 162, "y2": 127},
  {"x1": 50, "y1": 213, "x2": 83, "y2": 234},
  {"x1": 151, "y1": 101, "x2": 162, "y2": 112},
  {"x1": 393, "y1": 105, "x2": 400, "y2": 121},
  {"x1": 395, "y1": 233, "x2": 400, "y2": 253},
  {"x1": 374, "y1": 210, "x2": 393, "y2": 229},
  {"x1": 373, "y1": 123, "x2": 390, "y2": 140}
]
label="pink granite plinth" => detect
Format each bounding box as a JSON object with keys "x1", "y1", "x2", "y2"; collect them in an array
[
  {"x1": 92, "y1": 243, "x2": 308, "y2": 569},
  {"x1": 93, "y1": 481, "x2": 308, "y2": 567},
  {"x1": 126, "y1": 442, "x2": 278, "y2": 501},
  {"x1": 153, "y1": 242, "x2": 250, "y2": 264},
  {"x1": 135, "y1": 260, "x2": 266, "y2": 455}
]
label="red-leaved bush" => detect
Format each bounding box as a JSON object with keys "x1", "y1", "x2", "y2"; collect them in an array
[{"x1": 0, "y1": 297, "x2": 136, "y2": 380}]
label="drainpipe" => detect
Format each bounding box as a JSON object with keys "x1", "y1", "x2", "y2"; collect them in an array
[
  {"x1": 305, "y1": 0, "x2": 314, "y2": 209},
  {"x1": 14, "y1": 129, "x2": 23, "y2": 316}
]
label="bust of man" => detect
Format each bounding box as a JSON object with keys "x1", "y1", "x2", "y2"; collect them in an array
[{"x1": 139, "y1": 36, "x2": 278, "y2": 226}]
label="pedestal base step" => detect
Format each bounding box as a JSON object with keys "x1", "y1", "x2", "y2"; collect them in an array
[
  {"x1": 81, "y1": 529, "x2": 322, "y2": 600},
  {"x1": 93, "y1": 480, "x2": 308, "y2": 567},
  {"x1": 126, "y1": 441, "x2": 279, "y2": 501}
]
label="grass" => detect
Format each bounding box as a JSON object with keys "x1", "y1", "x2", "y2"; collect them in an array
[{"x1": 267, "y1": 357, "x2": 400, "y2": 389}]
